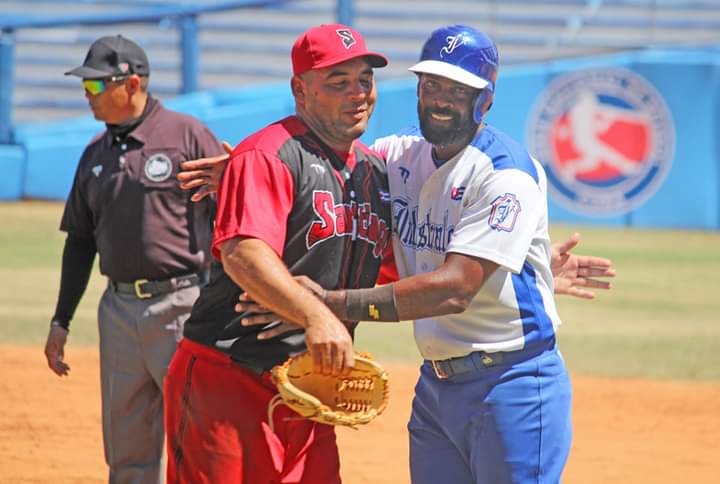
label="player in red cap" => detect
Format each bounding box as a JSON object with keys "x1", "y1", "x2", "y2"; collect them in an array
[{"x1": 163, "y1": 24, "x2": 390, "y2": 483}]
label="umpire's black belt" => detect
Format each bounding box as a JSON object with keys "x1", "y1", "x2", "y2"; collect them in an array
[
  {"x1": 429, "y1": 340, "x2": 553, "y2": 380},
  {"x1": 112, "y1": 272, "x2": 203, "y2": 299}
]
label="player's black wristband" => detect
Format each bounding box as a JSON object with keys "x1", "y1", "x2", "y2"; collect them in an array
[{"x1": 345, "y1": 285, "x2": 399, "y2": 322}]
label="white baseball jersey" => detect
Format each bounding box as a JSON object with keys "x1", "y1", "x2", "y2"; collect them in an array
[{"x1": 372, "y1": 125, "x2": 562, "y2": 360}]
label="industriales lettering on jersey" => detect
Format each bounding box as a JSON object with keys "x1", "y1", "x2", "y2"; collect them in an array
[{"x1": 392, "y1": 197, "x2": 455, "y2": 253}]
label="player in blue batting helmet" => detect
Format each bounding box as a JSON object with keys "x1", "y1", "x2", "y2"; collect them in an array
[
  {"x1": 343, "y1": 24, "x2": 575, "y2": 484},
  {"x1": 409, "y1": 24, "x2": 499, "y2": 125}
]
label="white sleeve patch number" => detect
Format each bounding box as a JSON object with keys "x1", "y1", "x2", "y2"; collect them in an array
[{"x1": 488, "y1": 193, "x2": 522, "y2": 232}]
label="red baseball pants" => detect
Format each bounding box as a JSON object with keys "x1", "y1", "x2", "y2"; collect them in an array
[{"x1": 164, "y1": 339, "x2": 341, "y2": 484}]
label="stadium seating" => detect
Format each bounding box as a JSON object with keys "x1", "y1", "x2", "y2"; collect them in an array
[
  {"x1": 2, "y1": 1, "x2": 718, "y2": 229},
  {"x1": 3, "y1": 0, "x2": 719, "y2": 124}
]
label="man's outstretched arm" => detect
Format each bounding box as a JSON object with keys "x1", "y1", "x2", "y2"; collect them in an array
[
  {"x1": 237, "y1": 252, "x2": 496, "y2": 339},
  {"x1": 236, "y1": 234, "x2": 617, "y2": 338}
]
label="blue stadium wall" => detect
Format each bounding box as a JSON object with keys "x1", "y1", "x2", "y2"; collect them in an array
[{"x1": 1, "y1": 48, "x2": 718, "y2": 229}]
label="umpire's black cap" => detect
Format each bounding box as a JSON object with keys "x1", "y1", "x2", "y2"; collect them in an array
[{"x1": 65, "y1": 35, "x2": 150, "y2": 79}]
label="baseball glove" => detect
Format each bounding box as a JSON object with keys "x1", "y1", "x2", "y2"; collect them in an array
[{"x1": 269, "y1": 352, "x2": 389, "y2": 429}]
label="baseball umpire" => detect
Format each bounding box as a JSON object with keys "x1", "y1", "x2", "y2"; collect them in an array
[{"x1": 43, "y1": 35, "x2": 223, "y2": 484}]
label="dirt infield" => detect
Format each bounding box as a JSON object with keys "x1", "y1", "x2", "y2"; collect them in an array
[{"x1": 1, "y1": 345, "x2": 718, "y2": 484}]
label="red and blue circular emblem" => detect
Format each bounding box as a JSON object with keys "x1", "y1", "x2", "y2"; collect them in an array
[{"x1": 526, "y1": 68, "x2": 675, "y2": 216}]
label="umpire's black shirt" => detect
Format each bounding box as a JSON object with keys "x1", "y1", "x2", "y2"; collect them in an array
[{"x1": 60, "y1": 97, "x2": 222, "y2": 282}]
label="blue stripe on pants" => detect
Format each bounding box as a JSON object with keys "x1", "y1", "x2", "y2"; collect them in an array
[{"x1": 408, "y1": 347, "x2": 572, "y2": 484}]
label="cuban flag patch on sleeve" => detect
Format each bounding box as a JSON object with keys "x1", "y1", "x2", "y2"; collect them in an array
[{"x1": 488, "y1": 193, "x2": 521, "y2": 232}]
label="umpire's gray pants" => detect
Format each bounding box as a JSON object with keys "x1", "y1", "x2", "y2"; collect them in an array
[{"x1": 98, "y1": 282, "x2": 200, "y2": 484}]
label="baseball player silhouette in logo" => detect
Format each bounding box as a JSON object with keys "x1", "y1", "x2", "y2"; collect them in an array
[{"x1": 560, "y1": 90, "x2": 645, "y2": 181}]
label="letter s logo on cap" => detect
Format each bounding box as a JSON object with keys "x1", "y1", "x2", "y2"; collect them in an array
[{"x1": 336, "y1": 29, "x2": 356, "y2": 49}]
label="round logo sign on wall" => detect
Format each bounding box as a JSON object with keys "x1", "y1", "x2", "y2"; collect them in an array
[{"x1": 526, "y1": 68, "x2": 675, "y2": 216}]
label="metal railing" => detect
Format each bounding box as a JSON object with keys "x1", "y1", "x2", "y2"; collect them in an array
[{"x1": 2, "y1": 0, "x2": 718, "y2": 142}]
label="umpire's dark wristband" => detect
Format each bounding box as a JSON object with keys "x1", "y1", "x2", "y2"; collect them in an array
[
  {"x1": 345, "y1": 285, "x2": 399, "y2": 322},
  {"x1": 51, "y1": 319, "x2": 69, "y2": 331}
]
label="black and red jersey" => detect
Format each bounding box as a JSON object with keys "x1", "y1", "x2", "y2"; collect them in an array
[{"x1": 183, "y1": 116, "x2": 392, "y2": 370}]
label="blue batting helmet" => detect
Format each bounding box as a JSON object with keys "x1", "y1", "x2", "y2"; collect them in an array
[{"x1": 409, "y1": 25, "x2": 499, "y2": 123}]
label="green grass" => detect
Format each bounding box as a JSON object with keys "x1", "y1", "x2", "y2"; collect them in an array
[
  {"x1": 0, "y1": 201, "x2": 105, "y2": 346},
  {"x1": 2, "y1": 202, "x2": 719, "y2": 381},
  {"x1": 548, "y1": 225, "x2": 720, "y2": 381}
]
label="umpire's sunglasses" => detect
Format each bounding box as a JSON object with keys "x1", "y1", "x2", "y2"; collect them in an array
[{"x1": 82, "y1": 76, "x2": 129, "y2": 96}]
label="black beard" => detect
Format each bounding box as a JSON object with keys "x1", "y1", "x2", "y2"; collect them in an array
[{"x1": 418, "y1": 103, "x2": 478, "y2": 147}]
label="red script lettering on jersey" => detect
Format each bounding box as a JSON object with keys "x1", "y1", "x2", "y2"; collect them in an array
[{"x1": 306, "y1": 191, "x2": 390, "y2": 258}]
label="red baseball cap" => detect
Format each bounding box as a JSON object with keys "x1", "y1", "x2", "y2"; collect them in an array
[{"x1": 291, "y1": 24, "x2": 388, "y2": 76}]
